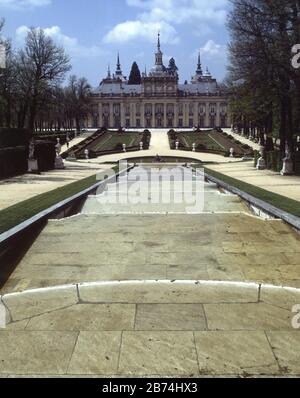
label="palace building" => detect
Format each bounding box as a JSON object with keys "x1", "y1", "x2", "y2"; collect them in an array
[{"x1": 89, "y1": 34, "x2": 230, "y2": 129}]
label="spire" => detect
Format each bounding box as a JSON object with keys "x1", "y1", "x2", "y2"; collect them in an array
[
  {"x1": 116, "y1": 52, "x2": 121, "y2": 71},
  {"x1": 196, "y1": 51, "x2": 202, "y2": 75},
  {"x1": 107, "y1": 64, "x2": 111, "y2": 78},
  {"x1": 157, "y1": 32, "x2": 161, "y2": 52}
]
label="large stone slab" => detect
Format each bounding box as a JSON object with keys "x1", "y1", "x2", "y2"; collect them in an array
[
  {"x1": 194, "y1": 331, "x2": 280, "y2": 375},
  {"x1": 2, "y1": 286, "x2": 78, "y2": 322},
  {"x1": 67, "y1": 331, "x2": 121, "y2": 375},
  {"x1": 78, "y1": 281, "x2": 259, "y2": 304},
  {"x1": 267, "y1": 331, "x2": 300, "y2": 375},
  {"x1": 26, "y1": 304, "x2": 136, "y2": 331},
  {"x1": 204, "y1": 303, "x2": 293, "y2": 331},
  {"x1": 135, "y1": 304, "x2": 207, "y2": 331},
  {"x1": 0, "y1": 331, "x2": 77, "y2": 375},
  {"x1": 261, "y1": 286, "x2": 300, "y2": 310},
  {"x1": 118, "y1": 331, "x2": 199, "y2": 376}
]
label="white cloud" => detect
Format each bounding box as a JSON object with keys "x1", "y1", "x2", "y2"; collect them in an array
[
  {"x1": 16, "y1": 25, "x2": 106, "y2": 58},
  {"x1": 103, "y1": 20, "x2": 179, "y2": 45},
  {"x1": 0, "y1": 0, "x2": 51, "y2": 9},
  {"x1": 200, "y1": 39, "x2": 227, "y2": 57},
  {"x1": 104, "y1": 0, "x2": 228, "y2": 45}
]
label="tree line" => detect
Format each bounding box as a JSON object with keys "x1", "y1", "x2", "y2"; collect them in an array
[
  {"x1": 226, "y1": 0, "x2": 300, "y2": 157},
  {"x1": 0, "y1": 20, "x2": 91, "y2": 134}
]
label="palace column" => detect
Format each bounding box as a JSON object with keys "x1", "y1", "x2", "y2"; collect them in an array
[
  {"x1": 141, "y1": 103, "x2": 145, "y2": 128},
  {"x1": 109, "y1": 102, "x2": 114, "y2": 128},
  {"x1": 152, "y1": 101, "x2": 156, "y2": 128},
  {"x1": 120, "y1": 102, "x2": 125, "y2": 127},
  {"x1": 163, "y1": 102, "x2": 167, "y2": 128},
  {"x1": 98, "y1": 103, "x2": 103, "y2": 128},
  {"x1": 216, "y1": 102, "x2": 221, "y2": 127}
]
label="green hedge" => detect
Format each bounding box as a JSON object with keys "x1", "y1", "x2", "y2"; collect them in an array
[
  {"x1": 0, "y1": 147, "x2": 27, "y2": 178},
  {"x1": 0, "y1": 128, "x2": 30, "y2": 148},
  {"x1": 34, "y1": 141, "x2": 56, "y2": 172}
]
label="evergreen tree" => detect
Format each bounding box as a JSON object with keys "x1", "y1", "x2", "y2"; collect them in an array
[{"x1": 128, "y1": 62, "x2": 141, "y2": 85}]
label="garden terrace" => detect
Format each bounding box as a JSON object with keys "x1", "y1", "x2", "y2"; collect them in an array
[
  {"x1": 169, "y1": 129, "x2": 254, "y2": 158},
  {"x1": 64, "y1": 130, "x2": 151, "y2": 159}
]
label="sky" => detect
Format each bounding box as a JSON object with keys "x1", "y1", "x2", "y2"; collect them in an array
[{"x1": 0, "y1": 0, "x2": 231, "y2": 86}]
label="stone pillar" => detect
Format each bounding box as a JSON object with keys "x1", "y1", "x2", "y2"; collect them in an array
[
  {"x1": 141, "y1": 103, "x2": 145, "y2": 128},
  {"x1": 109, "y1": 102, "x2": 113, "y2": 128},
  {"x1": 163, "y1": 102, "x2": 167, "y2": 128},
  {"x1": 120, "y1": 103, "x2": 125, "y2": 128}
]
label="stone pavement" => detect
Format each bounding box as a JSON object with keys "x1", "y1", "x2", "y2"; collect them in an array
[
  {"x1": 0, "y1": 282, "x2": 299, "y2": 377},
  {"x1": 1, "y1": 165, "x2": 300, "y2": 377},
  {"x1": 0, "y1": 161, "x2": 111, "y2": 211}
]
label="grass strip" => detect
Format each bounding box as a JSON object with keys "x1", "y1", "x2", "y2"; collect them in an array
[
  {"x1": 0, "y1": 167, "x2": 118, "y2": 235},
  {"x1": 203, "y1": 166, "x2": 300, "y2": 218}
]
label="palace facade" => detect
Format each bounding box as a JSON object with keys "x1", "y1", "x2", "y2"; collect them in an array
[{"x1": 88, "y1": 35, "x2": 230, "y2": 129}]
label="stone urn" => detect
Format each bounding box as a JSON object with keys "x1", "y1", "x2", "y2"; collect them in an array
[
  {"x1": 175, "y1": 141, "x2": 179, "y2": 150},
  {"x1": 140, "y1": 141, "x2": 143, "y2": 151},
  {"x1": 84, "y1": 149, "x2": 89, "y2": 160},
  {"x1": 123, "y1": 144, "x2": 127, "y2": 152},
  {"x1": 230, "y1": 148, "x2": 234, "y2": 158},
  {"x1": 192, "y1": 143, "x2": 196, "y2": 152}
]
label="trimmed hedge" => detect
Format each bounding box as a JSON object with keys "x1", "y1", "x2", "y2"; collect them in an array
[
  {"x1": 0, "y1": 147, "x2": 27, "y2": 178},
  {"x1": 34, "y1": 141, "x2": 56, "y2": 172},
  {"x1": 0, "y1": 141, "x2": 56, "y2": 179},
  {"x1": 0, "y1": 128, "x2": 30, "y2": 148}
]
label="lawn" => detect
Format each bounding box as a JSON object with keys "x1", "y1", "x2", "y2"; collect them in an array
[
  {"x1": 0, "y1": 167, "x2": 119, "y2": 235},
  {"x1": 173, "y1": 130, "x2": 252, "y2": 156},
  {"x1": 91, "y1": 132, "x2": 142, "y2": 152},
  {"x1": 201, "y1": 166, "x2": 300, "y2": 218}
]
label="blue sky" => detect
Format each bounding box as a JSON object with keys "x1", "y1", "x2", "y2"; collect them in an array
[{"x1": 0, "y1": 0, "x2": 230, "y2": 86}]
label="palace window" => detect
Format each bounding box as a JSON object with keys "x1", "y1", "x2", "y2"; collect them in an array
[
  {"x1": 189, "y1": 118, "x2": 194, "y2": 128},
  {"x1": 145, "y1": 104, "x2": 152, "y2": 116},
  {"x1": 146, "y1": 118, "x2": 151, "y2": 128},
  {"x1": 136, "y1": 119, "x2": 141, "y2": 128},
  {"x1": 210, "y1": 116, "x2": 216, "y2": 128},
  {"x1": 199, "y1": 103, "x2": 206, "y2": 115},
  {"x1": 189, "y1": 104, "x2": 194, "y2": 116},
  {"x1": 221, "y1": 115, "x2": 227, "y2": 127},
  {"x1": 126, "y1": 119, "x2": 130, "y2": 128},
  {"x1": 178, "y1": 119, "x2": 183, "y2": 128},
  {"x1": 199, "y1": 116, "x2": 205, "y2": 128},
  {"x1": 136, "y1": 103, "x2": 141, "y2": 116},
  {"x1": 178, "y1": 104, "x2": 183, "y2": 116},
  {"x1": 125, "y1": 105, "x2": 130, "y2": 116},
  {"x1": 114, "y1": 116, "x2": 121, "y2": 128},
  {"x1": 155, "y1": 104, "x2": 164, "y2": 115},
  {"x1": 113, "y1": 104, "x2": 120, "y2": 116},
  {"x1": 167, "y1": 118, "x2": 173, "y2": 128},
  {"x1": 103, "y1": 115, "x2": 109, "y2": 128}
]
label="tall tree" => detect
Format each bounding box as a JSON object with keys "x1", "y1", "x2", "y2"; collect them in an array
[
  {"x1": 17, "y1": 28, "x2": 71, "y2": 133},
  {"x1": 128, "y1": 62, "x2": 141, "y2": 85},
  {"x1": 227, "y1": 0, "x2": 300, "y2": 156}
]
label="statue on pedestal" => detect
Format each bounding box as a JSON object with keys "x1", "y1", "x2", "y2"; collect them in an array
[
  {"x1": 281, "y1": 142, "x2": 294, "y2": 176},
  {"x1": 256, "y1": 146, "x2": 266, "y2": 170},
  {"x1": 28, "y1": 138, "x2": 39, "y2": 172},
  {"x1": 55, "y1": 138, "x2": 65, "y2": 169}
]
